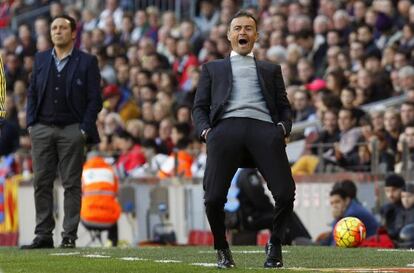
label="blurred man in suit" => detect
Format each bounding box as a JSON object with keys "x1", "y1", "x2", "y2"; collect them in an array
[{"x1": 22, "y1": 15, "x2": 102, "y2": 249}]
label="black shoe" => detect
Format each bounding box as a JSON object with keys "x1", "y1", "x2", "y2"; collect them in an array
[
  {"x1": 217, "y1": 248, "x2": 236, "y2": 269},
  {"x1": 60, "y1": 237, "x2": 76, "y2": 248},
  {"x1": 20, "y1": 237, "x2": 54, "y2": 249},
  {"x1": 264, "y1": 242, "x2": 283, "y2": 268}
]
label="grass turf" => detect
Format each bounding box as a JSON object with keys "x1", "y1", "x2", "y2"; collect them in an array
[{"x1": 0, "y1": 246, "x2": 413, "y2": 273}]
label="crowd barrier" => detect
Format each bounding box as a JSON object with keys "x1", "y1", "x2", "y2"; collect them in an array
[{"x1": 12, "y1": 173, "x2": 384, "y2": 247}]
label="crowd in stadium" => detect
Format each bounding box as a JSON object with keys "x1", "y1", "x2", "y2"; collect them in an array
[{"x1": 1, "y1": 0, "x2": 414, "y2": 179}]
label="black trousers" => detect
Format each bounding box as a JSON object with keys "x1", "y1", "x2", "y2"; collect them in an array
[{"x1": 203, "y1": 118, "x2": 295, "y2": 249}]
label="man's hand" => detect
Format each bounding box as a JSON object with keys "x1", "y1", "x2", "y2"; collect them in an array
[{"x1": 201, "y1": 128, "x2": 211, "y2": 141}]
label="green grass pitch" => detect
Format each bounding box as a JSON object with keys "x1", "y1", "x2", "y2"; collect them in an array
[{"x1": 1, "y1": 246, "x2": 414, "y2": 273}]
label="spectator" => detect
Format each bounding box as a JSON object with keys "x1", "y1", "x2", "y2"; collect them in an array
[
  {"x1": 363, "y1": 52, "x2": 393, "y2": 101},
  {"x1": 369, "y1": 110, "x2": 386, "y2": 134},
  {"x1": 179, "y1": 20, "x2": 204, "y2": 56},
  {"x1": 334, "y1": 108, "x2": 363, "y2": 169},
  {"x1": 297, "y1": 58, "x2": 315, "y2": 85},
  {"x1": 323, "y1": 187, "x2": 379, "y2": 246},
  {"x1": 357, "y1": 24, "x2": 381, "y2": 57},
  {"x1": 173, "y1": 39, "x2": 199, "y2": 89},
  {"x1": 98, "y1": 0, "x2": 123, "y2": 31},
  {"x1": 157, "y1": 122, "x2": 193, "y2": 179},
  {"x1": 398, "y1": 66, "x2": 414, "y2": 93},
  {"x1": 339, "y1": 87, "x2": 366, "y2": 125},
  {"x1": 81, "y1": 9, "x2": 98, "y2": 32},
  {"x1": 291, "y1": 89, "x2": 316, "y2": 123},
  {"x1": 384, "y1": 108, "x2": 402, "y2": 153},
  {"x1": 113, "y1": 129, "x2": 146, "y2": 177},
  {"x1": 396, "y1": 123, "x2": 414, "y2": 173},
  {"x1": 400, "y1": 101, "x2": 414, "y2": 128},
  {"x1": 395, "y1": 184, "x2": 414, "y2": 244},
  {"x1": 194, "y1": 0, "x2": 220, "y2": 38},
  {"x1": 156, "y1": 118, "x2": 173, "y2": 155},
  {"x1": 380, "y1": 174, "x2": 406, "y2": 240},
  {"x1": 103, "y1": 84, "x2": 140, "y2": 123},
  {"x1": 131, "y1": 10, "x2": 149, "y2": 44}
]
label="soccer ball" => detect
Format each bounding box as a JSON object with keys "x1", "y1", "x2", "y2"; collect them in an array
[{"x1": 333, "y1": 217, "x2": 366, "y2": 247}]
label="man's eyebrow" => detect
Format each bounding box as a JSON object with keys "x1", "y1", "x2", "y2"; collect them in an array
[{"x1": 232, "y1": 24, "x2": 255, "y2": 28}]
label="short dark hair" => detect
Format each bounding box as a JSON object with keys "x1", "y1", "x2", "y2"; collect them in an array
[
  {"x1": 51, "y1": 15, "x2": 77, "y2": 32},
  {"x1": 229, "y1": 10, "x2": 258, "y2": 30},
  {"x1": 333, "y1": 179, "x2": 358, "y2": 199},
  {"x1": 330, "y1": 188, "x2": 349, "y2": 199},
  {"x1": 295, "y1": 29, "x2": 314, "y2": 40},
  {"x1": 114, "y1": 129, "x2": 134, "y2": 142},
  {"x1": 173, "y1": 122, "x2": 191, "y2": 136},
  {"x1": 339, "y1": 107, "x2": 355, "y2": 119},
  {"x1": 358, "y1": 23, "x2": 373, "y2": 34},
  {"x1": 341, "y1": 86, "x2": 356, "y2": 97}
]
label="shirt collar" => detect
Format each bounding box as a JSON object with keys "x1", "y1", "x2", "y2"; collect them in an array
[
  {"x1": 52, "y1": 47, "x2": 74, "y2": 61},
  {"x1": 230, "y1": 50, "x2": 254, "y2": 58}
]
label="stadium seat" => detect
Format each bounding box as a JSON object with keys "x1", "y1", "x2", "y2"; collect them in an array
[
  {"x1": 187, "y1": 230, "x2": 213, "y2": 246},
  {"x1": 256, "y1": 230, "x2": 270, "y2": 246}
]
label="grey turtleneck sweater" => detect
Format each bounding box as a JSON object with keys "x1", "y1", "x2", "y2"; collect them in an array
[{"x1": 221, "y1": 54, "x2": 272, "y2": 123}]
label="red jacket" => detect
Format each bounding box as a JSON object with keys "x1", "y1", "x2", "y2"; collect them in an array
[{"x1": 116, "y1": 144, "x2": 146, "y2": 174}]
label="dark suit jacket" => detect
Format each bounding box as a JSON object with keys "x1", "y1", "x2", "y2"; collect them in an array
[
  {"x1": 27, "y1": 48, "x2": 102, "y2": 144},
  {"x1": 192, "y1": 56, "x2": 292, "y2": 140}
]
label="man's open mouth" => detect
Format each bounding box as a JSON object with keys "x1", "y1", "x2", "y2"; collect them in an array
[{"x1": 238, "y1": 38, "x2": 248, "y2": 45}]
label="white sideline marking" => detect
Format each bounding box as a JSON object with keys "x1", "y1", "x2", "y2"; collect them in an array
[
  {"x1": 377, "y1": 249, "x2": 414, "y2": 252},
  {"x1": 83, "y1": 254, "x2": 110, "y2": 258},
  {"x1": 190, "y1": 263, "x2": 216, "y2": 267},
  {"x1": 198, "y1": 250, "x2": 288, "y2": 254},
  {"x1": 154, "y1": 260, "x2": 182, "y2": 263},
  {"x1": 119, "y1": 257, "x2": 148, "y2": 261},
  {"x1": 50, "y1": 252, "x2": 80, "y2": 256},
  {"x1": 288, "y1": 268, "x2": 414, "y2": 273}
]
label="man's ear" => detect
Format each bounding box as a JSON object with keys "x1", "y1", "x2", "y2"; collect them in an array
[
  {"x1": 255, "y1": 32, "x2": 260, "y2": 42},
  {"x1": 227, "y1": 31, "x2": 231, "y2": 42}
]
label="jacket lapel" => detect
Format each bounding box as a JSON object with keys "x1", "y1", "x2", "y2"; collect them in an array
[
  {"x1": 254, "y1": 59, "x2": 268, "y2": 96},
  {"x1": 39, "y1": 51, "x2": 53, "y2": 97},
  {"x1": 255, "y1": 59, "x2": 275, "y2": 112},
  {"x1": 224, "y1": 56, "x2": 233, "y2": 100},
  {"x1": 66, "y1": 49, "x2": 80, "y2": 97}
]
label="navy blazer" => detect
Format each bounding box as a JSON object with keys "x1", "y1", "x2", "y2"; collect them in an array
[
  {"x1": 27, "y1": 48, "x2": 102, "y2": 144},
  {"x1": 192, "y1": 57, "x2": 292, "y2": 140}
]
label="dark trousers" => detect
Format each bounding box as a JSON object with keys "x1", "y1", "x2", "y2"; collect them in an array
[
  {"x1": 203, "y1": 118, "x2": 295, "y2": 249},
  {"x1": 83, "y1": 222, "x2": 118, "y2": 246},
  {"x1": 31, "y1": 123, "x2": 85, "y2": 240}
]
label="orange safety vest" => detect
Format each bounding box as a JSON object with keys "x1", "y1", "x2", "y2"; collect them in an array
[
  {"x1": 157, "y1": 150, "x2": 193, "y2": 179},
  {"x1": 81, "y1": 156, "x2": 121, "y2": 228}
]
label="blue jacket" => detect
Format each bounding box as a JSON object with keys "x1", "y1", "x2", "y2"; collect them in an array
[
  {"x1": 327, "y1": 199, "x2": 379, "y2": 246},
  {"x1": 26, "y1": 48, "x2": 102, "y2": 144}
]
